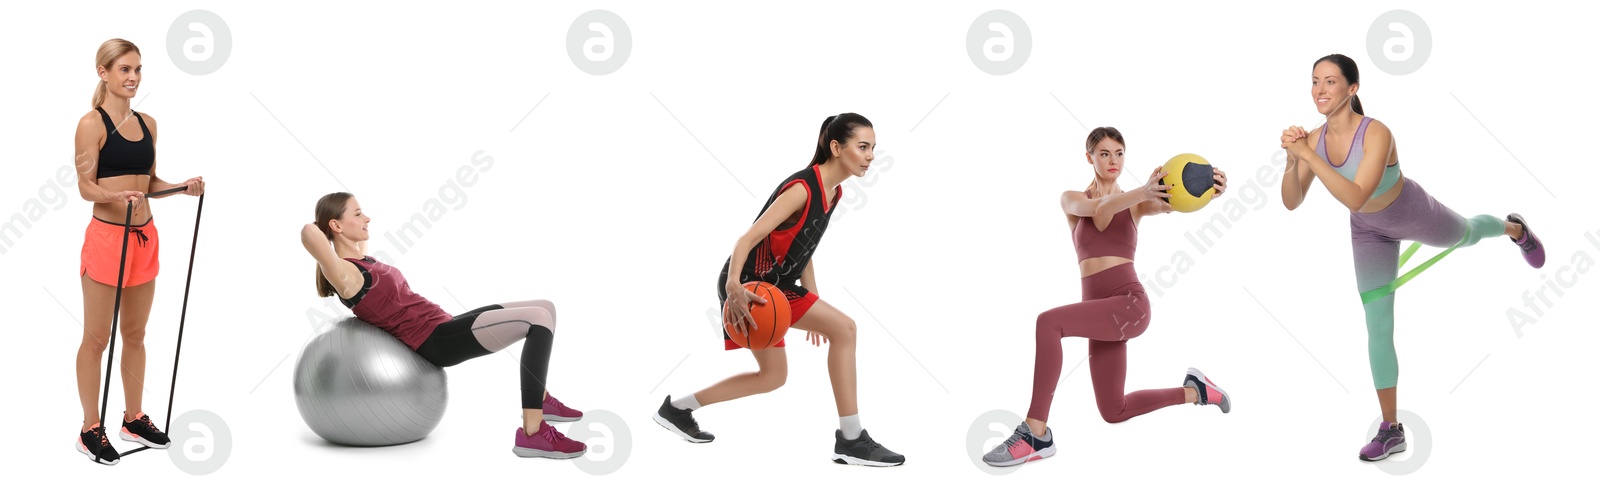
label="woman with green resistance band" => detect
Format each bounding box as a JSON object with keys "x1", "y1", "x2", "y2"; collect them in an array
[{"x1": 1279, "y1": 54, "x2": 1546, "y2": 462}]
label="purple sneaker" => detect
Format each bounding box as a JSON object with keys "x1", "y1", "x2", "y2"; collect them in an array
[
  {"x1": 1359, "y1": 421, "x2": 1406, "y2": 462},
  {"x1": 543, "y1": 394, "x2": 583, "y2": 422},
  {"x1": 513, "y1": 422, "x2": 586, "y2": 459},
  {"x1": 1507, "y1": 213, "x2": 1544, "y2": 269}
]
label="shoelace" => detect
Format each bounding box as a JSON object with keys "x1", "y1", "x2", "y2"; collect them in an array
[
  {"x1": 999, "y1": 431, "x2": 1030, "y2": 452},
  {"x1": 131, "y1": 415, "x2": 161, "y2": 434},
  {"x1": 89, "y1": 427, "x2": 112, "y2": 448},
  {"x1": 546, "y1": 396, "x2": 567, "y2": 411},
  {"x1": 673, "y1": 407, "x2": 701, "y2": 431},
  {"x1": 538, "y1": 424, "x2": 567, "y2": 445},
  {"x1": 1518, "y1": 234, "x2": 1538, "y2": 253},
  {"x1": 854, "y1": 434, "x2": 884, "y2": 451},
  {"x1": 1372, "y1": 427, "x2": 1402, "y2": 444}
]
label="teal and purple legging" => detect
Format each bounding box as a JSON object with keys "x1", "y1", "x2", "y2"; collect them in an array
[
  {"x1": 1352, "y1": 178, "x2": 1503, "y2": 389},
  {"x1": 1029, "y1": 263, "x2": 1187, "y2": 422}
]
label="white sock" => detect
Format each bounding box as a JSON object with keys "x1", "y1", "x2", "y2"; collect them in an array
[
  {"x1": 840, "y1": 414, "x2": 863, "y2": 440},
  {"x1": 671, "y1": 394, "x2": 702, "y2": 411}
]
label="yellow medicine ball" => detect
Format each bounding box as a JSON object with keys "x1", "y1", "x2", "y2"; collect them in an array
[{"x1": 1161, "y1": 153, "x2": 1215, "y2": 213}]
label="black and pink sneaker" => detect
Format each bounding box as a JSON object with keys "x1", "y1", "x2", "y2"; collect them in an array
[
  {"x1": 1507, "y1": 214, "x2": 1545, "y2": 269},
  {"x1": 543, "y1": 394, "x2": 583, "y2": 422},
  {"x1": 1183, "y1": 368, "x2": 1231, "y2": 413},
  {"x1": 120, "y1": 413, "x2": 170, "y2": 449},
  {"x1": 76, "y1": 424, "x2": 121, "y2": 466}
]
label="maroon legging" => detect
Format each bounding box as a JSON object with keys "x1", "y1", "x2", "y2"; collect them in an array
[{"x1": 1028, "y1": 263, "x2": 1186, "y2": 422}]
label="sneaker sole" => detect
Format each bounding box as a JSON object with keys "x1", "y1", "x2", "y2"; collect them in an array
[
  {"x1": 76, "y1": 441, "x2": 119, "y2": 466},
  {"x1": 983, "y1": 445, "x2": 1057, "y2": 467},
  {"x1": 653, "y1": 411, "x2": 713, "y2": 443},
  {"x1": 119, "y1": 429, "x2": 171, "y2": 449},
  {"x1": 1186, "y1": 367, "x2": 1231, "y2": 414},
  {"x1": 831, "y1": 453, "x2": 905, "y2": 467},
  {"x1": 545, "y1": 414, "x2": 581, "y2": 423},
  {"x1": 1359, "y1": 442, "x2": 1407, "y2": 462},
  {"x1": 513, "y1": 446, "x2": 586, "y2": 459}
]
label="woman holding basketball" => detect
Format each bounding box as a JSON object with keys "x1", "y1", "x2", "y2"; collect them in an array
[
  {"x1": 1279, "y1": 54, "x2": 1544, "y2": 461},
  {"x1": 300, "y1": 192, "x2": 587, "y2": 459},
  {"x1": 72, "y1": 38, "x2": 205, "y2": 466},
  {"x1": 653, "y1": 113, "x2": 906, "y2": 467},
  {"x1": 981, "y1": 127, "x2": 1233, "y2": 467}
]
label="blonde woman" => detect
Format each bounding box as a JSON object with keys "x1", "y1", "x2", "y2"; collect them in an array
[{"x1": 73, "y1": 38, "x2": 204, "y2": 465}]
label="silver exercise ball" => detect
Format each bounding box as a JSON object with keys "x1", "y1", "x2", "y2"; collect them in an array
[{"x1": 293, "y1": 317, "x2": 448, "y2": 446}]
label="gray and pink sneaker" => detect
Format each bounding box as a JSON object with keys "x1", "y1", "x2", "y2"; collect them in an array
[
  {"x1": 543, "y1": 394, "x2": 583, "y2": 422},
  {"x1": 1359, "y1": 421, "x2": 1406, "y2": 461},
  {"x1": 513, "y1": 422, "x2": 586, "y2": 459},
  {"x1": 1183, "y1": 368, "x2": 1231, "y2": 413},
  {"x1": 981, "y1": 423, "x2": 1055, "y2": 467},
  {"x1": 1507, "y1": 214, "x2": 1545, "y2": 269}
]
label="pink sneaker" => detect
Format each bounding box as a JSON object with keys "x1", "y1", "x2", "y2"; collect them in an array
[
  {"x1": 1183, "y1": 367, "x2": 1231, "y2": 413},
  {"x1": 513, "y1": 422, "x2": 586, "y2": 459},
  {"x1": 543, "y1": 394, "x2": 583, "y2": 422}
]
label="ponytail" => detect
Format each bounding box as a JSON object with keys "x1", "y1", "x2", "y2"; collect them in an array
[
  {"x1": 92, "y1": 39, "x2": 140, "y2": 108},
  {"x1": 312, "y1": 192, "x2": 355, "y2": 297}
]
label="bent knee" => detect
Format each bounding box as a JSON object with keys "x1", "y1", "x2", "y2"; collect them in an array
[
  {"x1": 757, "y1": 370, "x2": 787, "y2": 393},
  {"x1": 834, "y1": 317, "x2": 858, "y2": 342},
  {"x1": 1098, "y1": 409, "x2": 1131, "y2": 424},
  {"x1": 516, "y1": 307, "x2": 555, "y2": 331}
]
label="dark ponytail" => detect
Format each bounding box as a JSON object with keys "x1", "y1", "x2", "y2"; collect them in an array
[
  {"x1": 809, "y1": 112, "x2": 873, "y2": 167},
  {"x1": 313, "y1": 192, "x2": 355, "y2": 297},
  {"x1": 1314, "y1": 54, "x2": 1364, "y2": 115}
]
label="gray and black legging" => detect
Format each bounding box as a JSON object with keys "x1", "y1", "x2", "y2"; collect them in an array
[{"x1": 414, "y1": 300, "x2": 557, "y2": 409}]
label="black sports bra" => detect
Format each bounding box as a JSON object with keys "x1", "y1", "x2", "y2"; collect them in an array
[{"x1": 95, "y1": 107, "x2": 154, "y2": 179}]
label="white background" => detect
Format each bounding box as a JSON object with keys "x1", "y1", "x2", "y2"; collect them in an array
[{"x1": 2, "y1": 1, "x2": 1594, "y2": 484}]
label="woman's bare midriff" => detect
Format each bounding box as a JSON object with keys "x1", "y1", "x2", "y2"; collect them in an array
[
  {"x1": 1079, "y1": 256, "x2": 1133, "y2": 278},
  {"x1": 92, "y1": 174, "x2": 154, "y2": 224}
]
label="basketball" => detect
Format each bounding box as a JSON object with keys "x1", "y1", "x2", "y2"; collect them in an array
[
  {"x1": 1161, "y1": 153, "x2": 1217, "y2": 213},
  {"x1": 724, "y1": 282, "x2": 791, "y2": 350}
]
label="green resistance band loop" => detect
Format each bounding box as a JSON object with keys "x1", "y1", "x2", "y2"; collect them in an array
[{"x1": 1359, "y1": 232, "x2": 1471, "y2": 305}]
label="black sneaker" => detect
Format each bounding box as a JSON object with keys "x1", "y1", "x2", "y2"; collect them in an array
[
  {"x1": 831, "y1": 429, "x2": 905, "y2": 467},
  {"x1": 77, "y1": 425, "x2": 121, "y2": 465},
  {"x1": 120, "y1": 413, "x2": 171, "y2": 449},
  {"x1": 653, "y1": 396, "x2": 714, "y2": 443}
]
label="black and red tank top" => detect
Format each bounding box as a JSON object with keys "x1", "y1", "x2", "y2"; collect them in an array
[{"x1": 722, "y1": 165, "x2": 843, "y2": 296}]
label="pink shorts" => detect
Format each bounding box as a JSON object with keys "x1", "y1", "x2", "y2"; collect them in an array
[{"x1": 80, "y1": 217, "x2": 159, "y2": 288}]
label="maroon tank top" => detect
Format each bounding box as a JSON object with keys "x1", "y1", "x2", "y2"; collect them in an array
[
  {"x1": 1071, "y1": 207, "x2": 1137, "y2": 261},
  {"x1": 340, "y1": 257, "x2": 451, "y2": 349}
]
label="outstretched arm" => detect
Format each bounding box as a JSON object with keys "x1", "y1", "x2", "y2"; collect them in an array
[{"x1": 1062, "y1": 167, "x2": 1169, "y2": 221}]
